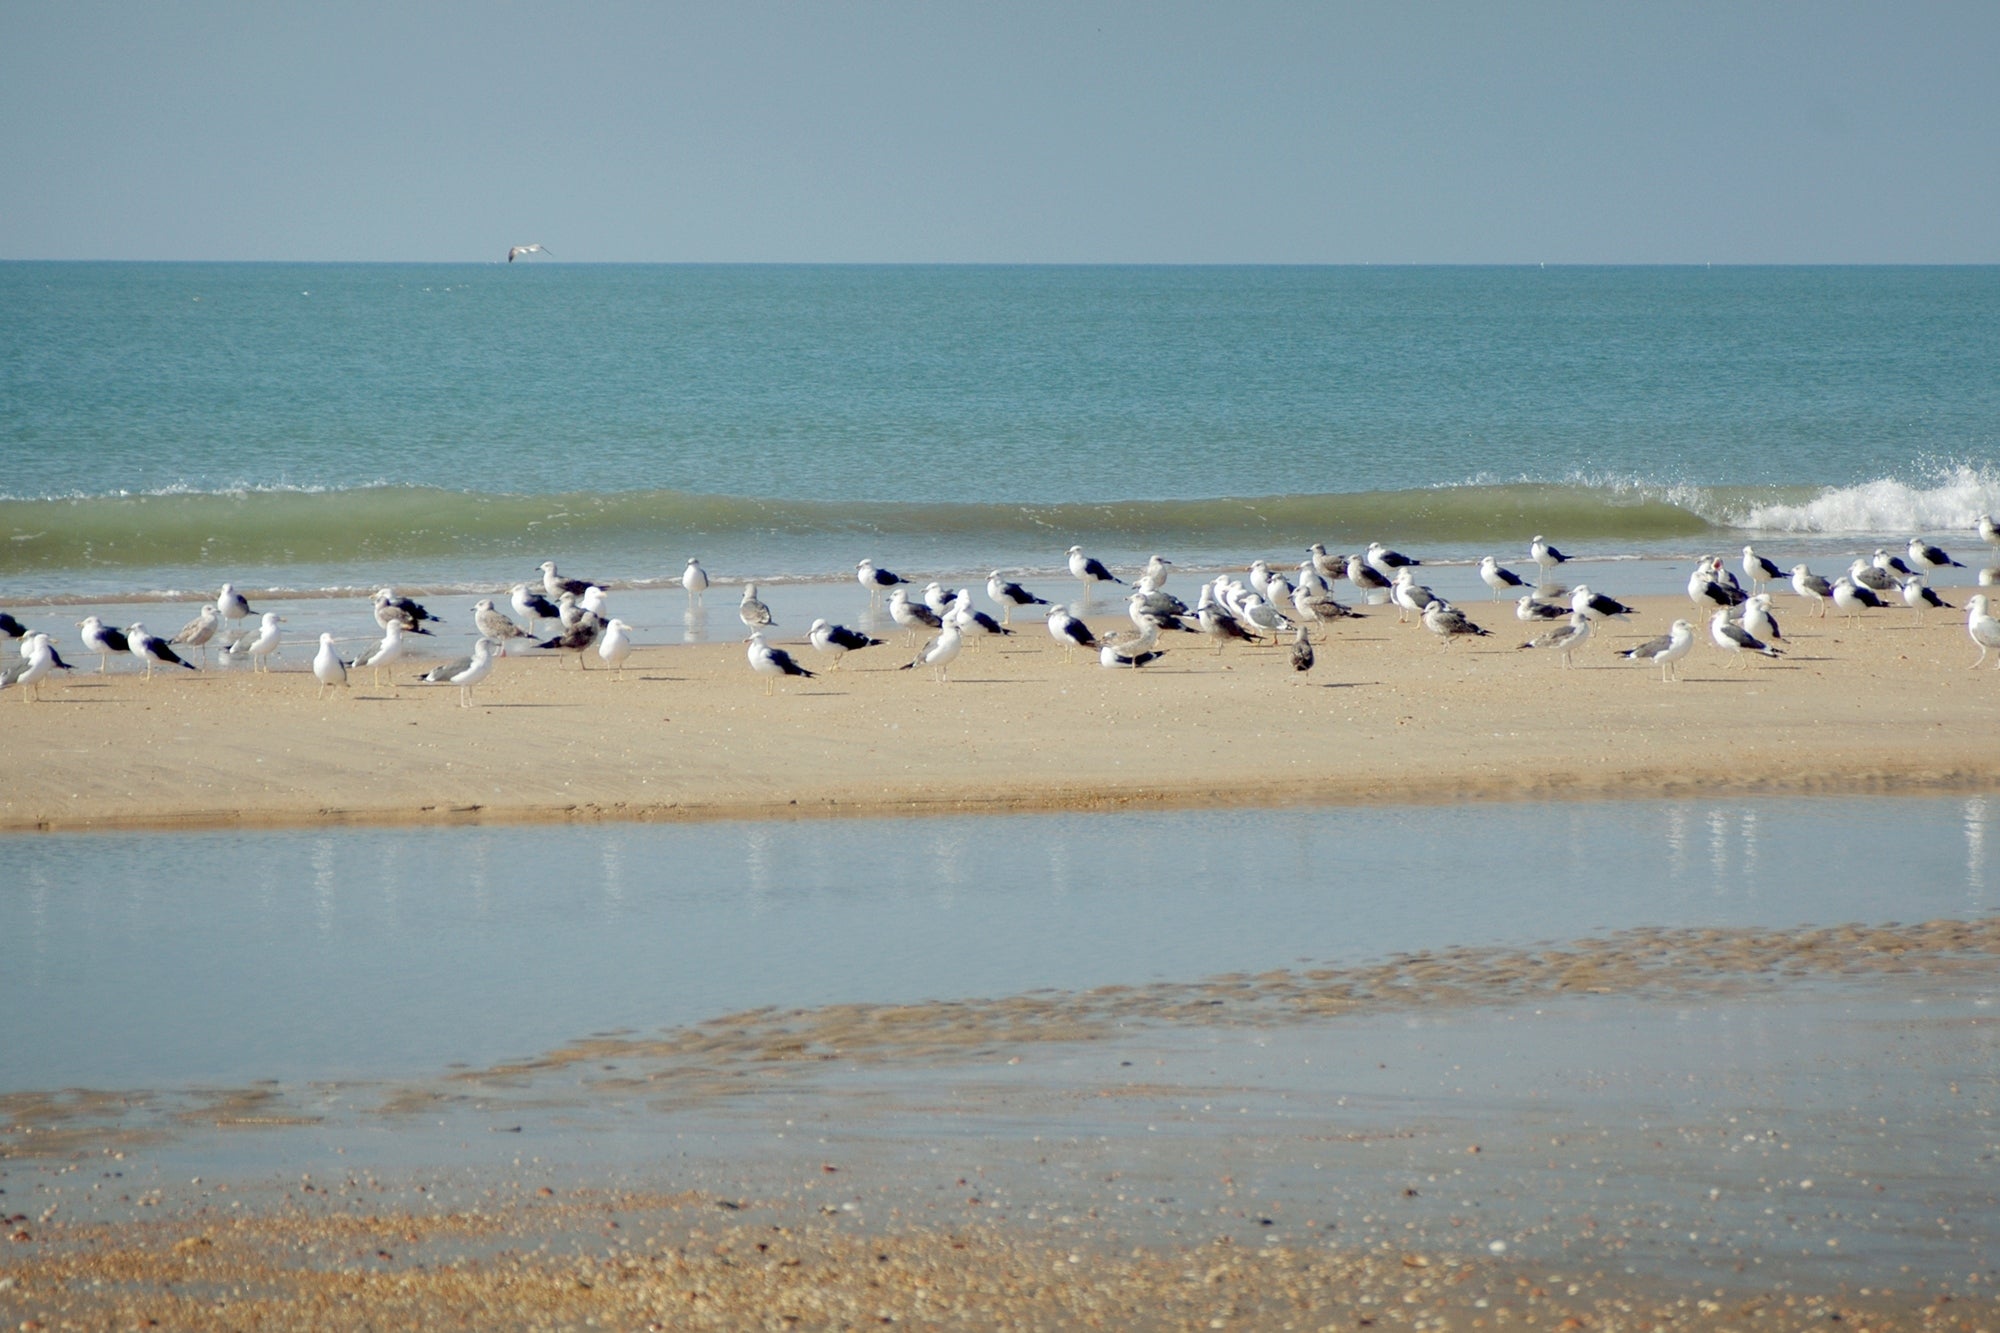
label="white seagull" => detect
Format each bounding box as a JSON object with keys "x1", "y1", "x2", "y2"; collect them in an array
[
  {"x1": 473, "y1": 598, "x2": 532, "y2": 654},
  {"x1": 1479, "y1": 556, "x2": 1529, "y2": 598},
  {"x1": 443, "y1": 638, "x2": 499, "y2": 706},
  {"x1": 232, "y1": 612, "x2": 284, "y2": 672},
  {"x1": 0, "y1": 634, "x2": 62, "y2": 702},
  {"x1": 352, "y1": 620, "x2": 409, "y2": 686},
  {"x1": 77, "y1": 616, "x2": 131, "y2": 674},
  {"x1": 539, "y1": 560, "x2": 595, "y2": 601},
  {"x1": 986, "y1": 571, "x2": 1048, "y2": 624},
  {"x1": 506, "y1": 244, "x2": 553, "y2": 262},
  {"x1": 1099, "y1": 624, "x2": 1164, "y2": 669},
  {"x1": 888, "y1": 586, "x2": 942, "y2": 641},
  {"x1": 217, "y1": 583, "x2": 255, "y2": 642},
  {"x1": 1047, "y1": 605, "x2": 1097, "y2": 662},
  {"x1": 127, "y1": 623, "x2": 196, "y2": 680},
  {"x1": 598, "y1": 618, "x2": 634, "y2": 674},
  {"x1": 170, "y1": 604, "x2": 223, "y2": 666},
  {"x1": 1789, "y1": 564, "x2": 1832, "y2": 618},
  {"x1": 747, "y1": 632, "x2": 815, "y2": 694},
  {"x1": 1067, "y1": 545, "x2": 1123, "y2": 599},
  {"x1": 682, "y1": 558, "x2": 710, "y2": 601},
  {"x1": 808, "y1": 618, "x2": 883, "y2": 668},
  {"x1": 738, "y1": 583, "x2": 775, "y2": 635},
  {"x1": 1618, "y1": 619, "x2": 1696, "y2": 681},
  {"x1": 901, "y1": 623, "x2": 964, "y2": 682},
  {"x1": 511, "y1": 582, "x2": 562, "y2": 634},
  {"x1": 1422, "y1": 599, "x2": 1490, "y2": 645},
  {"x1": 312, "y1": 632, "x2": 349, "y2": 699},
  {"x1": 1741, "y1": 545, "x2": 1785, "y2": 591},
  {"x1": 1520, "y1": 612, "x2": 1592, "y2": 667},
  {"x1": 1965, "y1": 593, "x2": 2000, "y2": 667},
  {"x1": 1530, "y1": 535, "x2": 1569, "y2": 582},
  {"x1": 1908, "y1": 537, "x2": 1965, "y2": 574},
  {"x1": 1710, "y1": 607, "x2": 1781, "y2": 668}
]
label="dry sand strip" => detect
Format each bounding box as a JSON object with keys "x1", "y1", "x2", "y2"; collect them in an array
[{"x1": 3, "y1": 593, "x2": 1996, "y2": 833}]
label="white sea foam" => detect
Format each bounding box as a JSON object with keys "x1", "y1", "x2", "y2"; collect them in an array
[{"x1": 1736, "y1": 466, "x2": 2000, "y2": 537}]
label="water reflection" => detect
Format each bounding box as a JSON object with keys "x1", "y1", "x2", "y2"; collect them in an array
[{"x1": 2, "y1": 795, "x2": 1994, "y2": 1091}]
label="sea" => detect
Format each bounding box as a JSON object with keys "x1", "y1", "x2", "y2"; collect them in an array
[
  {"x1": 5, "y1": 266, "x2": 1999, "y2": 1284},
  {"x1": 4, "y1": 263, "x2": 1999, "y2": 605}
]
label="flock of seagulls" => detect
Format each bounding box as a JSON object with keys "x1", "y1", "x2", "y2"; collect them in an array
[{"x1": 7, "y1": 520, "x2": 2000, "y2": 705}]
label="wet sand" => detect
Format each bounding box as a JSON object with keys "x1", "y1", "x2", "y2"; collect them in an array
[
  {"x1": 4, "y1": 593, "x2": 1997, "y2": 833},
  {"x1": 4, "y1": 918, "x2": 1996, "y2": 1328}
]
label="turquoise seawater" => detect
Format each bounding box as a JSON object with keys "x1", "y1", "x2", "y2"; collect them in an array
[{"x1": 4, "y1": 263, "x2": 1998, "y2": 597}]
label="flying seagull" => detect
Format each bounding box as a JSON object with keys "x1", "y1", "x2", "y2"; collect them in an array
[{"x1": 507, "y1": 244, "x2": 553, "y2": 262}]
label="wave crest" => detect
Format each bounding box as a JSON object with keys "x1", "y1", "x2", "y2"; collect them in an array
[{"x1": 1735, "y1": 465, "x2": 2000, "y2": 536}]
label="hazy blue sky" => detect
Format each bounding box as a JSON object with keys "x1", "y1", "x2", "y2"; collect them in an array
[{"x1": 4, "y1": 2, "x2": 1996, "y2": 263}]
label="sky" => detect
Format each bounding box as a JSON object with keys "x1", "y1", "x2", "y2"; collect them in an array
[{"x1": 3, "y1": 1, "x2": 1997, "y2": 263}]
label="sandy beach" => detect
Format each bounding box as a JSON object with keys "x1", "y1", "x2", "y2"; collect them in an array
[{"x1": 4, "y1": 594, "x2": 1996, "y2": 833}]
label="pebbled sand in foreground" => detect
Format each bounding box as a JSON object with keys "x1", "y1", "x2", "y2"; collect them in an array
[{"x1": 3, "y1": 594, "x2": 1996, "y2": 832}]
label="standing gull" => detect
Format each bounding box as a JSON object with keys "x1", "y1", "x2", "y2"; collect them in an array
[
  {"x1": 947, "y1": 590, "x2": 1013, "y2": 644},
  {"x1": 1, "y1": 634, "x2": 63, "y2": 702},
  {"x1": 598, "y1": 618, "x2": 635, "y2": 674},
  {"x1": 1046, "y1": 605, "x2": 1097, "y2": 662},
  {"x1": 216, "y1": 583, "x2": 255, "y2": 644},
  {"x1": 373, "y1": 589, "x2": 440, "y2": 633},
  {"x1": 1365, "y1": 541, "x2": 1420, "y2": 582},
  {"x1": 539, "y1": 560, "x2": 595, "y2": 601},
  {"x1": 1789, "y1": 564, "x2": 1833, "y2": 618},
  {"x1": 986, "y1": 571, "x2": 1048, "y2": 624},
  {"x1": 1710, "y1": 607, "x2": 1781, "y2": 668},
  {"x1": 511, "y1": 583, "x2": 562, "y2": 635},
  {"x1": 442, "y1": 638, "x2": 499, "y2": 706},
  {"x1": 888, "y1": 587, "x2": 943, "y2": 642},
  {"x1": 312, "y1": 633, "x2": 349, "y2": 699},
  {"x1": 231, "y1": 612, "x2": 284, "y2": 672},
  {"x1": 1290, "y1": 626, "x2": 1315, "y2": 673},
  {"x1": 738, "y1": 583, "x2": 776, "y2": 636},
  {"x1": 77, "y1": 616, "x2": 132, "y2": 674},
  {"x1": 538, "y1": 608, "x2": 604, "y2": 666},
  {"x1": 170, "y1": 605, "x2": 222, "y2": 666},
  {"x1": 857, "y1": 559, "x2": 910, "y2": 603},
  {"x1": 1067, "y1": 545, "x2": 1123, "y2": 601},
  {"x1": 1422, "y1": 600, "x2": 1491, "y2": 644},
  {"x1": 473, "y1": 598, "x2": 532, "y2": 654},
  {"x1": 1345, "y1": 554, "x2": 1393, "y2": 604},
  {"x1": 1909, "y1": 536, "x2": 1965, "y2": 575},
  {"x1": 1520, "y1": 612, "x2": 1592, "y2": 667},
  {"x1": 682, "y1": 558, "x2": 710, "y2": 601},
  {"x1": 1900, "y1": 574, "x2": 1952, "y2": 616},
  {"x1": 0, "y1": 612, "x2": 25, "y2": 642},
  {"x1": 1479, "y1": 556, "x2": 1528, "y2": 599},
  {"x1": 901, "y1": 624, "x2": 964, "y2": 682},
  {"x1": 1741, "y1": 546, "x2": 1785, "y2": 591},
  {"x1": 747, "y1": 632, "x2": 815, "y2": 694},
  {"x1": 1516, "y1": 594, "x2": 1568, "y2": 622},
  {"x1": 1830, "y1": 576, "x2": 1891, "y2": 622},
  {"x1": 1618, "y1": 619, "x2": 1696, "y2": 681},
  {"x1": 352, "y1": 620, "x2": 410, "y2": 686},
  {"x1": 127, "y1": 623, "x2": 196, "y2": 679},
  {"x1": 1741, "y1": 594, "x2": 1785, "y2": 646},
  {"x1": 1571, "y1": 585, "x2": 1635, "y2": 621},
  {"x1": 808, "y1": 618, "x2": 883, "y2": 669},
  {"x1": 1530, "y1": 535, "x2": 1569, "y2": 584},
  {"x1": 1966, "y1": 595, "x2": 2000, "y2": 668}
]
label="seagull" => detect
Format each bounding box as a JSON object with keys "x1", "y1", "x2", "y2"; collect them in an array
[
  {"x1": 738, "y1": 583, "x2": 775, "y2": 635},
  {"x1": 1789, "y1": 564, "x2": 1832, "y2": 618},
  {"x1": 1308, "y1": 543, "x2": 1346, "y2": 582},
  {"x1": 473, "y1": 598, "x2": 532, "y2": 654},
  {"x1": 1900, "y1": 572, "x2": 1953, "y2": 614},
  {"x1": 1516, "y1": 594, "x2": 1569, "y2": 622},
  {"x1": 506, "y1": 244, "x2": 553, "y2": 262},
  {"x1": 1741, "y1": 593, "x2": 1785, "y2": 645},
  {"x1": 538, "y1": 607, "x2": 604, "y2": 664},
  {"x1": 857, "y1": 559, "x2": 910, "y2": 598},
  {"x1": 1967, "y1": 594, "x2": 2000, "y2": 668},
  {"x1": 1422, "y1": 599, "x2": 1491, "y2": 644},
  {"x1": 1520, "y1": 612, "x2": 1592, "y2": 667},
  {"x1": 1125, "y1": 590, "x2": 1184, "y2": 636},
  {"x1": 1389, "y1": 570, "x2": 1438, "y2": 623},
  {"x1": 373, "y1": 588, "x2": 439, "y2": 634},
  {"x1": 1980, "y1": 514, "x2": 2000, "y2": 549},
  {"x1": 231, "y1": 612, "x2": 284, "y2": 672},
  {"x1": 948, "y1": 590, "x2": 1013, "y2": 643},
  {"x1": 539, "y1": 560, "x2": 595, "y2": 601},
  {"x1": 682, "y1": 558, "x2": 710, "y2": 601},
  {"x1": 1618, "y1": 619, "x2": 1696, "y2": 681},
  {"x1": 0, "y1": 612, "x2": 24, "y2": 641},
  {"x1": 1142, "y1": 554, "x2": 1174, "y2": 588},
  {"x1": 0, "y1": 634, "x2": 62, "y2": 702},
  {"x1": 1239, "y1": 593, "x2": 1291, "y2": 642},
  {"x1": 580, "y1": 584, "x2": 611, "y2": 619},
  {"x1": 511, "y1": 583, "x2": 562, "y2": 634},
  {"x1": 1291, "y1": 582, "x2": 1354, "y2": 626},
  {"x1": 888, "y1": 586, "x2": 942, "y2": 641},
  {"x1": 598, "y1": 618, "x2": 634, "y2": 674},
  {"x1": 1849, "y1": 557, "x2": 1900, "y2": 595},
  {"x1": 1196, "y1": 586, "x2": 1255, "y2": 652},
  {"x1": 1067, "y1": 545, "x2": 1123, "y2": 599},
  {"x1": 1530, "y1": 535, "x2": 1569, "y2": 582},
  {"x1": 748, "y1": 632, "x2": 815, "y2": 694},
  {"x1": 216, "y1": 583, "x2": 255, "y2": 643},
  {"x1": 1345, "y1": 554, "x2": 1393, "y2": 603},
  {"x1": 986, "y1": 572, "x2": 1048, "y2": 624},
  {"x1": 1830, "y1": 576, "x2": 1890, "y2": 621},
  {"x1": 1099, "y1": 624, "x2": 1164, "y2": 669},
  {"x1": 808, "y1": 618, "x2": 883, "y2": 668},
  {"x1": 1047, "y1": 605, "x2": 1097, "y2": 662},
  {"x1": 921, "y1": 580, "x2": 953, "y2": 619},
  {"x1": 1710, "y1": 607, "x2": 1781, "y2": 668},
  {"x1": 1741, "y1": 545, "x2": 1786, "y2": 591},
  {"x1": 1290, "y1": 625, "x2": 1314, "y2": 672},
  {"x1": 1571, "y1": 585, "x2": 1635, "y2": 621},
  {"x1": 165, "y1": 605, "x2": 222, "y2": 666},
  {"x1": 77, "y1": 616, "x2": 131, "y2": 673},
  {"x1": 442, "y1": 638, "x2": 499, "y2": 706},
  {"x1": 127, "y1": 623, "x2": 196, "y2": 679},
  {"x1": 1689, "y1": 558, "x2": 1748, "y2": 609},
  {"x1": 1873, "y1": 548, "x2": 1916, "y2": 580},
  {"x1": 1479, "y1": 556, "x2": 1529, "y2": 598},
  {"x1": 351, "y1": 620, "x2": 410, "y2": 686},
  {"x1": 1909, "y1": 537, "x2": 1965, "y2": 573},
  {"x1": 312, "y1": 632, "x2": 349, "y2": 699},
  {"x1": 901, "y1": 623, "x2": 964, "y2": 681},
  {"x1": 1365, "y1": 541, "x2": 1419, "y2": 581}
]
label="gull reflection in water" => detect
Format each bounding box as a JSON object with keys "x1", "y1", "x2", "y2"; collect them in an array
[{"x1": 1967, "y1": 796, "x2": 1990, "y2": 905}]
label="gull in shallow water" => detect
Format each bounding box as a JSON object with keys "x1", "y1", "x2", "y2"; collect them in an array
[
  {"x1": 216, "y1": 583, "x2": 255, "y2": 643},
  {"x1": 511, "y1": 583, "x2": 562, "y2": 635},
  {"x1": 77, "y1": 616, "x2": 131, "y2": 674},
  {"x1": 682, "y1": 558, "x2": 709, "y2": 601},
  {"x1": 372, "y1": 588, "x2": 439, "y2": 633},
  {"x1": 738, "y1": 583, "x2": 775, "y2": 635},
  {"x1": 1618, "y1": 619, "x2": 1696, "y2": 682},
  {"x1": 170, "y1": 604, "x2": 222, "y2": 665},
  {"x1": 230, "y1": 612, "x2": 284, "y2": 672},
  {"x1": 888, "y1": 586, "x2": 942, "y2": 642},
  {"x1": 1789, "y1": 564, "x2": 1832, "y2": 618},
  {"x1": 127, "y1": 623, "x2": 196, "y2": 680},
  {"x1": 986, "y1": 571, "x2": 1048, "y2": 624},
  {"x1": 1479, "y1": 556, "x2": 1528, "y2": 599}
]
